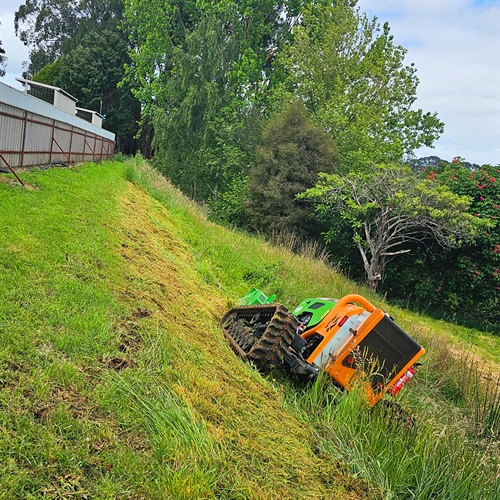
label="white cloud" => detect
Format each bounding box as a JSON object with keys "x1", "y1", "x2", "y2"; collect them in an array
[
  {"x1": 0, "y1": 0, "x2": 30, "y2": 88},
  {"x1": 358, "y1": 0, "x2": 500, "y2": 165}
]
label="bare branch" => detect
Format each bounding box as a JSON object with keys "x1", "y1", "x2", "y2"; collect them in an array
[{"x1": 381, "y1": 248, "x2": 412, "y2": 256}]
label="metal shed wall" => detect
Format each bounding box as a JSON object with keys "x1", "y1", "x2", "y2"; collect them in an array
[
  {"x1": 0, "y1": 82, "x2": 115, "y2": 169},
  {"x1": 53, "y1": 91, "x2": 77, "y2": 115}
]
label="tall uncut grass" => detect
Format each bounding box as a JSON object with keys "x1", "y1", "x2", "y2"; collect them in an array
[
  {"x1": 116, "y1": 376, "x2": 219, "y2": 498},
  {"x1": 1, "y1": 157, "x2": 498, "y2": 498},
  {"x1": 283, "y1": 372, "x2": 499, "y2": 499}
]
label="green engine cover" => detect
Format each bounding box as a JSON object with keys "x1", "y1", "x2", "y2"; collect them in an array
[
  {"x1": 292, "y1": 298, "x2": 337, "y2": 329},
  {"x1": 237, "y1": 287, "x2": 276, "y2": 306}
]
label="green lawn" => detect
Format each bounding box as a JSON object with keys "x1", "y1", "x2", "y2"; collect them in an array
[{"x1": 0, "y1": 159, "x2": 498, "y2": 499}]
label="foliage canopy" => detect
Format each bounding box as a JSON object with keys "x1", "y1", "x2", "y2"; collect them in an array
[
  {"x1": 302, "y1": 165, "x2": 487, "y2": 290},
  {"x1": 124, "y1": 0, "x2": 303, "y2": 201},
  {"x1": 272, "y1": 0, "x2": 444, "y2": 170},
  {"x1": 383, "y1": 161, "x2": 500, "y2": 329}
]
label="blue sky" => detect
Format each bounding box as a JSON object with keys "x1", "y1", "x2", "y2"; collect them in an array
[
  {"x1": 0, "y1": 1, "x2": 28, "y2": 84},
  {"x1": 358, "y1": 0, "x2": 499, "y2": 165},
  {"x1": 2, "y1": 0, "x2": 499, "y2": 165}
]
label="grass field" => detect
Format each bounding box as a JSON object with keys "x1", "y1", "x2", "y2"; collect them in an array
[{"x1": 0, "y1": 158, "x2": 498, "y2": 498}]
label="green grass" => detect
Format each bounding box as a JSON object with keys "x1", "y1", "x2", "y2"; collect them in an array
[
  {"x1": 280, "y1": 372, "x2": 499, "y2": 500},
  {"x1": 0, "y1": 158, "x2": 498, "y2": 499},
  {"x1": 0, "y1": 162, "x2": 159, "y2": 497},
  {"x1": 0, "y1": 161, "x2": 371, "y2": 499}
]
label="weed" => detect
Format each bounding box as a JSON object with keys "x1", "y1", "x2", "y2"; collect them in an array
[
  {"x1": 113, "y1": 152, "x2": 129, "y2": 163},
  {"x1": 268, "y1": 230, "x2": 332, "y2": 264}
]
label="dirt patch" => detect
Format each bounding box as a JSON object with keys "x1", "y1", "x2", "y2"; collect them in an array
[
  {"x1": 133, "y1": 307, "x2": 151, "y2": 319},
  {"x1": 0, "y1": 174, "x2": 38, "y2": 190},
  {"x1": 30, "y1": 385, "x2": 96, "y2": 423},
  {"x1": 113, "y1": 318, "x2": 142, "y2": 353},
  {"x1": 101, "y1": 356, "x2": 137, "y2": 371}
]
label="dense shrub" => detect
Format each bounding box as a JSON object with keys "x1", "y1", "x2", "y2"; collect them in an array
[
  {"x1": 383, "y1": 161, "x2": 500, "y2": 331},
  {"x1": 246, "y1": 101, "x2": 338, "y2": 238}
]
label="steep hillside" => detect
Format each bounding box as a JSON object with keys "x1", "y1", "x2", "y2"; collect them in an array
[
  {"x1": 114, "y1": 178, "x2": 370, "y2": 498},
  {"x1": 0, "y1": 161, "x2": 372, "y2": 498},
  {"x1": 1, "y1": 159, "x2": 498, "y2": 499}
]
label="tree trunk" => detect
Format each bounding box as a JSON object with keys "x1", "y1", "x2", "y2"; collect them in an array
[
  {"x1": 357, "y1": 236, "x2": 384, "y2": 291},
  {"x1": 367, "y1": 253, "x2": 383, "y2": 291}
]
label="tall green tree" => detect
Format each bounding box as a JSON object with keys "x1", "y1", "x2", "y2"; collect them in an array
[
  {"x1": 0, "y1": 39, "x2": 5, "y2": 78},
  {"x1": 273, "y1": 0, "x2": 444, "y2": 170},
  {"x1": 147, "y1": 10, "x2": 243, "y2": 200},
  {"x1": 15, "y1": 0, "x2": 141, "y2": 153},
  {"x1": 55, "y1": 29, "x2": 140, "y2": 153},
  {"x1": 247, "y1": 101, "x2": 338, "y2": 237},
  {"x1": 302, "y1": 165, "x2": 487, "y2": 291},
  {"x1": 124, "y1": 0, "x2": 302, "y2": 201},
  {"x1": 15, "y1": 0, "x2": 126, "y2": 74}
]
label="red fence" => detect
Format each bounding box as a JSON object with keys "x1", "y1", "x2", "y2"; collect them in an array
[{"x1": 0, "y1": 82, "x2": 115, "y2": 175}]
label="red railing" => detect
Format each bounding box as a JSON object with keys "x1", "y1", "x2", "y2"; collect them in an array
[{"x1": 0, "y1": 98, "x2": 115, "y2": 185}]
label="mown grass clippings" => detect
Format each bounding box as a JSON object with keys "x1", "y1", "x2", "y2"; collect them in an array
[
  {"x1": 111, "y1": 180, "x2": 374, "y2": 499},
  {"x1": 2, "y1": 157, "x2": 499, "y2": 499}
]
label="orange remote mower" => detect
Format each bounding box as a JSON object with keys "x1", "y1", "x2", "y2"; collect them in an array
[{"x1": 220, "y1": 291, "x2": 424, "y2": 406}]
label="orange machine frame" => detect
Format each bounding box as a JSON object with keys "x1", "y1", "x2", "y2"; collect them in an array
[{"x1": 301, "y1": 295, "x2": 425, "y2": 406}]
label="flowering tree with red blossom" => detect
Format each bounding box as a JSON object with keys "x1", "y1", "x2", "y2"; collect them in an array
[
  {"x1": 383, "y1": 161, "x2": 500, "y2": 330},
  {"x1": 301, "y1": 164, "x2": 486, "y2": 291},
  {"x1": 421, "y1": 162, "x2": 499, "y2": 327}
]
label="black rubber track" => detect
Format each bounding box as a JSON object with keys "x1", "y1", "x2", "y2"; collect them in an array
[
  {"x1": 223, "y1": 315, "x2": 256, "y2": 354},
  {"x1": 220, "y1": 304, "x2": 299, "y2": 374},
  {"x1": 247, "y1": 305, "x2": 299, "y2": 374},
  {"x1": 220, "y1": 305, "x2": 277, "y2": 356}
]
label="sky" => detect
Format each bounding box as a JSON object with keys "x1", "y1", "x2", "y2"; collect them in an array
[
  {"x1": 358, "y1": 0, "x2": 500, "y2": 166},
  {"x1": 0, "y1": 0, "x2": 27, "y2": 86},
  {"x1": 1, "y1": 0, "x2": 499, "y2": 166}
]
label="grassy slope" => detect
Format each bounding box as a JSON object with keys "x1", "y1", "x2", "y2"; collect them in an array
[
  {"x1": 0, "y1": 159, "x2": 498, "y2": 499},
  {"x1": 0, "y1": 162, "x2": 371, "y2": 499}
]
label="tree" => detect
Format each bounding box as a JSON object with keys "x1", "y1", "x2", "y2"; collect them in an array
[
  {"x1": 15, "y1": 0, "x2": 84, "y2": 76},
  {"x1": 272, "y1": 0, "x2": 444, "y2": 170},
  {"x1": 145, "y1": 9, "x2": 245, "y2": 200},
  {"x1": 15, "y1": 0, "x2": 141, "y2": 153},
  {"x1": 15, "y1": 0, "x2": 126, "y2": 74},
  {"x1": 32, "y1": 59, "x2": 61, "y2": 84},
  {"x1": 0, "y1": 39, "x2": 6, "y2": 78},
  {"x1": 302, "y1": 165, "x2": 487, "y2": 291},
  {"x1": 55, "y1": 29, "x2": 141, "y2": 153},
  {"x1": 247, "y1": 101, "x2": 338, "y2": 237},
  {"x1": 383, "y1": 161, "x2": 500, "y2": 329},
  {"x1": 124, "y1": 1, "x2": 302, "y2": 202}
]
